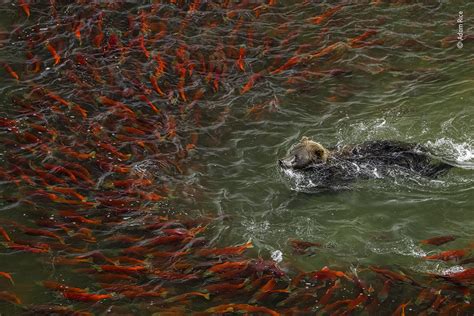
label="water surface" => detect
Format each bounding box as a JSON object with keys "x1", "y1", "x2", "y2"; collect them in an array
[{"x1": 0, "y1": 1, "x2": 473, "y2": 314}]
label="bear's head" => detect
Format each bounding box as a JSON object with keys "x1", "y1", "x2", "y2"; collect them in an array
[{"x1": 279, "y1": 136, "x2": 329, "y2": 169}]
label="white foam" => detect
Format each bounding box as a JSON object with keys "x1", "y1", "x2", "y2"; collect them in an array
[
  {"x1": 442, "y1": 265, "x2": 465, "y2": 276},
  {"x1": 369, "y1": 237, "x2": 427, "y2": 258},
  {"x1": 426, "y1": 138, "x2": 474, "y2": 164},
  {"x1": 281, "y1": 168, "x2": 315, "y2": 191},
  {"x1": 271, "y1": 250, "x2": 283, "y2": 263}
]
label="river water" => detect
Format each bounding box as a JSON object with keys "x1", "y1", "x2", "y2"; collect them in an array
[
  {"x1": 184, "y1": 0, "x2": 474, "y2": 274},
  {"x1": 0, "y1": 1, "x2": 473, "y2": 315}
]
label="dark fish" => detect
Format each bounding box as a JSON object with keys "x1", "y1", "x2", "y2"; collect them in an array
[{"x1": 420, "y1": 235, "x2": 456, "y2": 246}]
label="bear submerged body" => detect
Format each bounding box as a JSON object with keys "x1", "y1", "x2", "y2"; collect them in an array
[{"x1": 279, "y1": 137, "x2": 452, "y2": 189}]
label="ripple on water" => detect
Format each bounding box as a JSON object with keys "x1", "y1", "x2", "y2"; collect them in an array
[{"x1": 368, "y1": 236, "x2": 427, "y2": 258}]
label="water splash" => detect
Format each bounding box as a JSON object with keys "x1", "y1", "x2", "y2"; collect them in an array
[{"x1": 426, "y1": 138, "x2": 474, "y2": 167}]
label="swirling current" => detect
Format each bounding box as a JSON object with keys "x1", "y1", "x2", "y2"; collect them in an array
[{"x1": 0, "y1": 1, "x2": 473, "y2": 315}]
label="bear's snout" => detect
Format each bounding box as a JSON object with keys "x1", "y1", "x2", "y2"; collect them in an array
[{"x1": 279, "y1": 156, "x2": 295, "y2": 169}]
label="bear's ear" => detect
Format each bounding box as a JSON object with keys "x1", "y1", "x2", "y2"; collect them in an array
[
  {"x1": 301, "y1": 136, "x2": 309, "y2": 142},
  {"x1": 313, "y1": 148, "x2": 322, "y2": 158},
  {"x1": 313, "y1": 145, "x2": 328, "y2": 163}
]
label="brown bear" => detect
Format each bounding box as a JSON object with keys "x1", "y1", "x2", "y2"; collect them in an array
[{"x1": 279, "y1": 136, "x2": 452, "y2": 187}]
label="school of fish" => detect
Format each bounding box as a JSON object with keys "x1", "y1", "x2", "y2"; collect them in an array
[{"x1": 0, "y1": 1, "x2": 472, "y2": 315}]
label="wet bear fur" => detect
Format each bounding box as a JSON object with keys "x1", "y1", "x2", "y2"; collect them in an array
[{"x1": 279, "y1": 136, "x2": 452, "y2": 186}]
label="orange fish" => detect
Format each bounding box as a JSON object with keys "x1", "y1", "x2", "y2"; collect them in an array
[
  {"x1": 18, "y1": 0, "x2": 30, "y2": 17},
  {"x1": 206, "y1": 304, "x2": 279, "y2": 316},
  {"x1": 152, "y1": 270, "x2": 198, "y2": 281},
  {"x1": 0, "y1": 226, "x2": 11, "y2": 242},
  {"x1": 139, "y1": 9, "x2": 150, "y2": 34},
  {"x1": 378, "y1": 280, "x2": 391, "y2": 303},
  {"x1": 270, "y1": 56, "x2": 301, "y2": 75},
  {"x1": 73, "y1": 104, "x2": 88, "y2": 118},
  {"x1": 349, "y1": 29, "x2": 378, "y2": 48},
  {"x1": 96, "y1": 142, "x2": 131, "y2": 161},
  {"x1": 139, "y1": 191, "x2": 163, "y2": 202},
  {"x1": 99, "y1": 265, "x2": 147, "y2": 274},
  {"x1": 289, "y1": 239, "x2": 321, "y2": 254},
  {"x1": 312, "y1": 266, "x2": 348, "y2": 281},
  {"x1": 421, "y1": 235, "x2": 456, "y2": 246},
  {"x1": 392, "y1": 300, "x2": 410, "y2": 316},
  {"x1": 177, "y1": 67, "x2": 187, "y2": 101},
  {"x1": 165, "y1": 291, "x2": 210, "y2": 303},
  {"x1": 146, "y1": 234, "x2": 186, "y2": 247},
  {"x1": 59, "y1": 213, "x2": 100, "y2": 225},
  {"x1": 149, "y1": 75, "x2": 165, "y2": 96},
  {"x1": 322, "y1": 299, "x2": 352, "y2": 313},
  {"x1": 3, "y1": 63, "x2": 19, "y2": 80},
  {"x1": 74, "y1": 21, "x2": 83, "y2": 42},
  {"x1": 19, "y1": 173, "x2": 35, "y2": 186},
  {"x1": 76, "y1": 250, "x2": 116, "y2": 265},
  {"x1": 115, "y1": 256, "x2": 146, "y2": 265},
  {"x1": 46, "y1": 43, "x2": 60, "y2": 65},
  {"x1": 241, "y1": 72, "x2": 264, "y2": 94},
  {"x1": 370, "y1": 266, "x2": 416, "y2": 284},
  {"x1": 415, "y1": 288, "x2": 436, "y2": 306},
  {"x1": 42, "y1": 280, "x2": 86, "y2": 293},
  {"x1": 112, "y1": 179, "x2": 152, "y2": 188},
  {"x1": 138, "y1": 35, "x2": 150, "y2": 59},
  {"x1": 97, "y1": 96, "x2": 136, "y2": 118},
  {"x1": 192, "y1": 88, "x2": 205, "y2": 101},
  {"x1": 310, "y1": 42, "x2": 347, "y2": 59},
  {"x1": 62, "y1": 291, "x2": 112, "y2": 302},
  {"x1": 95, "y1": 273, "x2": 136, "y2": 283},
  {"x1": 251, "y1": 278, "x2": 277, "y2": 302},
  {"x1": 198, "y1": 240, "x2": 253, "y2": 256},
  {"x1": 319, "y1": 279, "x2": 340, "y2": 305},
  {"x1": 236, "y1": 46, "x2": 245, "y2": 71},
  {"x1": 424, "y1": 249, "x2": 467, "y2": 262},
  {"x1": 121, "y1": 126, "x2": 146, "y2": 136},
  {"x1": 138, "y1": 94, "x2": 160, "y2": 114},
  {"x1": 153, "y1": 53, "x2": 166, "y2": 77},
  {"x1": 0, "y1": 291, "x2": 21, "y2": 305},
  {"x1": 47, "y1": 186, "x2": 86, "y2": 201},
  {"x1": 30, "y1": 166, "x2": 65, "y2": 185},
  {"x1": 105, "y1": 234, "x2": 143, "y2": 244},
  {"x1": 29, "y1": 123, "x2": 57, "y2": 138},
  {"x1": 444, "y1": 268, "x2": 474, "y2": 283},
  {"x1": 347, "y1": 293, "x2": 368, "y2": 311},
  {"x1": 112, "y1": 164, "x2": 131, "y2": 173},
  {"x1": 208, "y1": 260, "x2": 248, "y2": 274},
  {"x1": 7, "y1": 242, "x2": 49, "y2": 253},
  {"x1": 46, "y1": 91, "x2": 69, "y2": 106},
  {"x1": 205, "y1": 280, "x2": 247, "y2": 293},
  {"x1": 61, "y1": 147, "x2": 96, "y2": 160},
  {"x1": 22, "y1": 227, "x2": 65, "y2": 244},
  {"x1": 93, "y1": 32, "x2": 104, "y2": 48},
  {"x1": 64, "y1": 163, "x2": 92, "y2": 181},
  {"x1": 187, "y1": 0, "x2": 200, "y2": 14},
  {"x1": 311, "y1": 5, "x2": 343, "y2": 25},
  {"x1": 212, "y1": 73, "x2": 220, "y2": 92},
  {"x1": 43, "y1": 164, "x2": 78, "y2": 182},
  {"x1": 52, "y1": 256, "x2": 92, "y2": 266},
  {"x1": 0, "y1": 272, "x2": 14, "y2": 285}
]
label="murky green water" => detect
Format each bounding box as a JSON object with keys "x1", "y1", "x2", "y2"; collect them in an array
[
  {"x1": 182, "y1": 1, "x2": 474, "y2": 276},
  {"x1": 0, "y1": 1, "x2": 473, "y2": 314}
]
